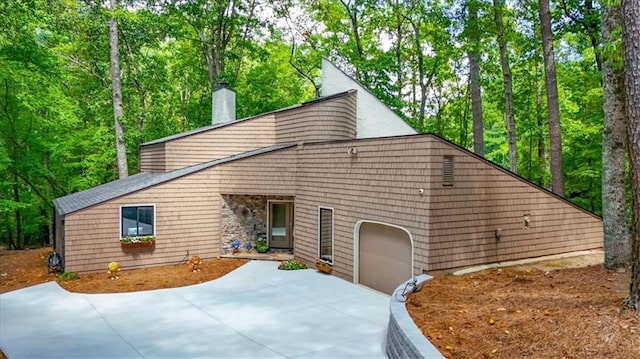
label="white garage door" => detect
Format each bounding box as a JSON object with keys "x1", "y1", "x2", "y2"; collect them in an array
[{"x1": 358, "y1": 222, "x2": 412, "y2": 295}]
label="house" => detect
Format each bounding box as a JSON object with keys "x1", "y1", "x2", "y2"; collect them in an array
[{"x1": 53, "y1": 59, "x2": 602, "y2": 295}]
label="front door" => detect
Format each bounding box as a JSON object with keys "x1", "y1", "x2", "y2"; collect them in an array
[{"x1": 269, "y1": 201, "x2": 293, "y2": 249}]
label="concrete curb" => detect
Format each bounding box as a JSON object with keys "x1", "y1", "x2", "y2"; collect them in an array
[
  {"x1": 385, "y1": 275, "x2": 444, "y2": 359},
  {"x1": 452, "y1": 249, "x2": 604, "y2": 276}
]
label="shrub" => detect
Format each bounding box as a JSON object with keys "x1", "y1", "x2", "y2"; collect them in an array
[
  {"x1": 58, "y1": 272, "x2": 80, "y2": 281},
  {"x1": 256, "y1": 236, "x2": 268, "y2": 253},
  {"x1": 278, "y1": 260, "x2": 308, "y2": 270}
]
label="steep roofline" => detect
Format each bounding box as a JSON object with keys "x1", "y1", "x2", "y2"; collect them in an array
[
  {"x1": 321, "y1": 57, "x2": 415, "y2": 130},
  {"x1": 141, "y1": 90, "x2": 356, "y2": 147},
  {"x1": 54, "y1": 143, "x2": 297, "y2": 217},
  {"x1": 301, "y1": 132, "x2": 602, "y2": 221}
]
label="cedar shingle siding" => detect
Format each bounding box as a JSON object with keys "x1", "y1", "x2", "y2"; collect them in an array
[
  {"x1": 138, "y1": 91, "x2": 358, "y2": 172},
  {"x1": 56, "y1": 87, "x2": 602, "y2": 279}
]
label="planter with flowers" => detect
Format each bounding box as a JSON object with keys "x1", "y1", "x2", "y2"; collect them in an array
[
  {"x1": 315, "y1": 258, "x2": 333, "y2": 273},
  {"x1": 120, "y1": 235, "x2": 155, "y2": 249}
]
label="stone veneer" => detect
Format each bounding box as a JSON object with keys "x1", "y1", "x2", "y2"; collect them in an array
[{"x1": 220, "y1": 195, "x2": 294, "y2": 254}]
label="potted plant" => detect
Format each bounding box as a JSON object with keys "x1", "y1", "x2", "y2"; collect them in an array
[
  {"x1": 120, "y1": 235, "x2": 155, "y2": 249},
  {"x1": 315, "y1": 258, "x2": 333, "y2": 273},
  {"x1": 256, "y1": 236, "x2": 268, "y2": 253},
  {"x1": 231, "y1": 239, "x2": 240, "y2": 254}
]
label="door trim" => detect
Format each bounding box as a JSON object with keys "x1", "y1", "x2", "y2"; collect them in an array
[
  {"x1": 267, "y1": 200, "x2": 294, "y2": 249},
  {"x1": 353, "y1": 220, "x2": 415, "y2": 288}
]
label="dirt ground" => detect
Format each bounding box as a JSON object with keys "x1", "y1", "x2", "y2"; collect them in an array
[
  {"x1": 408, "y1": 255, "x2": 640, "y2": 359},
  {"x1": 2, "y1": 248, "x2": 639, "y2": 359},
  {"x1": 0, "y1": 247, "x2": 247, "y2": 294}
]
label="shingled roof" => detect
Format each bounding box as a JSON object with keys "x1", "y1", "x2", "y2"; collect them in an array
[{"x1": 54, "y1": 143, "x2": 296, "y2": 217}]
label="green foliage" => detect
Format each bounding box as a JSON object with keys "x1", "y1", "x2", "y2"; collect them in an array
[
  {"x1": 120, "y1": 235, "x2": 155, "y2": 243},
  {"x1": 0, "y1": 0, "x2": 615, "y2": 248},
  {"x1": 255, "y1": 236, "x2": 268, "y2": 254},
  {"x1": 277, "y1": 259, "x2": 308, "y2": 270},
  {"x1": 58, "y1": 272, "x2": 80, "y2": 281}
]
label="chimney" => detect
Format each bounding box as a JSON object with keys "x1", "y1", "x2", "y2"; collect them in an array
[{"x1": 212, "y1": 82, "x2": 235, "y2": 125}]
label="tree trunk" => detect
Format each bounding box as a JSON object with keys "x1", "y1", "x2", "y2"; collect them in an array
[
  {"x1": 538, "y1": 0, "x2": 564, "y2": 196},
  {"x1": 621, "y1": 0, "x2": 640, "y2": 312},
  {"x1": 109, "y1": 0, "x2": 128, "y2": 179},
  {"x1": 602, "y1": 4, "x2": 630, "y2": 269},
  {"x1": 340, "y1": 0, "x2": 365, "y2": 85},
  {"x1": 493, "y1": 0, "x2": 517, "y2": 172},
  {"x1": 535, "y1": 63, "x2": 546, "y2": 187},
  {"x1": 12, "y1": 171, "x2": 23, "y2": 249},
  {"x1": 468, "y1": 0, "x2": 484, "y2": 156},
  {"x1": 408, "y1": 17, "x2": 429, "y2": 130},
  {"x1": 395, "y1": 14, "x2": 403, "y2": 100},
  {"x1": 461, "y1": 79, "x2": 470, "y2": 148}
]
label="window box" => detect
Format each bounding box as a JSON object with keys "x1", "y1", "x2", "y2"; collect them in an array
[
  {"x1": 315, "y1": 258, "x2": 333, "y2": 273},
  {"x1": 120, "y1": 236, "x2": 155, "y2": 249}
]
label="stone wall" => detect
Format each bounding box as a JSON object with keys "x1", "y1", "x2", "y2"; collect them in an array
[
  {"x1": 386, "y1": 275, "x2": 444, "y2": 359},
  {"x1": 221, "y1": 195, "x2": 294, "y2": 254}
]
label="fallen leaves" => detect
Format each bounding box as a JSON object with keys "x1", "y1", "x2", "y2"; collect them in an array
[{"x1": 406, "y1": 264, "x2": 636, "y2": 359}]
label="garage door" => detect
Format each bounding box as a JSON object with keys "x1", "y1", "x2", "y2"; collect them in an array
[{"x1": 358, "y1": 222, "x2": 412, "y2": 295}]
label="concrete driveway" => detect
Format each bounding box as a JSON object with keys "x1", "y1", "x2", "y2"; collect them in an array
[{"x1": 0, "y1": 261, "x2": 389, "y2": 358}]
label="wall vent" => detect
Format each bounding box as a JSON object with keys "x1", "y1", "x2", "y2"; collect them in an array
[{"x1": 443, "y1": 155, "x2": 454, "y2": 186}]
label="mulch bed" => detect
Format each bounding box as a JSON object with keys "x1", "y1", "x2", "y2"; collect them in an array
[{"x1": 407, "y1": 265, "x2": 639, "y2": 358}]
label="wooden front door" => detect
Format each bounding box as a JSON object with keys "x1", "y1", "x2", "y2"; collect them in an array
[{"x1": 269, "y1": 201, "x2": 293, "y2": 249}]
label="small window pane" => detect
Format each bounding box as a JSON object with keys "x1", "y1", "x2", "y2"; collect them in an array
[
  {"x1": 121, "y1": 206, "x2": 154, "y2": 237},
  {"x1": 122, "y1": 207, "x2": 138, "y2": 237},
  {"x1": 137, "y1": 206, "x2": 154, "y2": 236},
  {"x1": 319, "y1": 208, "x2": 333, "y2": 263}
]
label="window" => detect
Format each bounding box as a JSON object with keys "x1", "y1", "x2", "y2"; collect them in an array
[
  {"x1": 121, "y1": 205, "x2": 155, "y2": 237},
  {"x1": 318, "y1": 207, "x2": 334, "y2": 263},
  {"x1": 443, "y1": 155, "x2": 454, "y2": 186}
]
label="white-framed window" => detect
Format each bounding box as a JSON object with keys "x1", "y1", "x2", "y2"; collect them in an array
[
  {"x1": 120, "y1": 205, "x2": 155, "y2": 238},
  {"x1": 318, "y1": 206, "x2": 334, "y2": 263}
]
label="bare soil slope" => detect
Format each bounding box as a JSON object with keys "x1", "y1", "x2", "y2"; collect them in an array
[{"x1": 408, "y1": 262, "x2": 639, "y2": 359}]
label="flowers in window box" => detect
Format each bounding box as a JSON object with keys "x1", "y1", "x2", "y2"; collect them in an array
[
  {"x1": 120, "y1": 236, "x2": 155, "y2": 249},
  {"x1": 120, "y1": 235, "x2": 155, "y2": 243},
  {"x1": 315, "y1": 258, "x2": 333, "y2": 273}
]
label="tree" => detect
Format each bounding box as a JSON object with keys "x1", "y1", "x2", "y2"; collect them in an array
[
  {"x1": 403, "y1": 1, "x2": 441, "y2": 130},
  {"x1": 620, "y1": 0, "x2": 640, "y2": 311},
  {"x1": 601, "y1": 3, "x2": 630, "y2": 269},
  {"x1": 109, "y1": 0, "x2": 128, "y2": 178},
  {"x1": 492, "y1": 0, "x2": 517, "y2": 172},
  {"x1": 338, "y1": 0, "x2": 366, "y2": 83},
  {"x1": 558, "y1": 0, "x2": 602, "y2": 71},
  {"x1": 0, "y1": 0, "x2": 78, "y2": 248},
  {"x1": 468, "y1": 0, "x2": 484, "y2": 156},
  {"x1": 162, "y1": 0, "x2": 261, "y2": 123},
  {"x1": 538, "y1": 0, "x2": 564, "y2": 196}
]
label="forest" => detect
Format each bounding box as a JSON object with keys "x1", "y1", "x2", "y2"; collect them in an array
[{"x1": 0, "y1": 0, "x2": 635, "y2": 259}]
